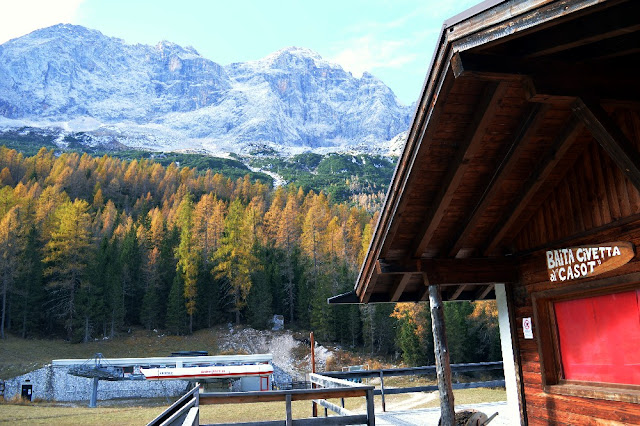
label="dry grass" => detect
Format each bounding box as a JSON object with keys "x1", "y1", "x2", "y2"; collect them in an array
[
  {"x1": 0, "y1": 387, "x2": 506, "y2": 424},
  {"x1": 0, "y1": 403, "x2": 161, "y2": 425},
  {"x1": 0, "y1": 328, "x2": 220, "y2": 380}
]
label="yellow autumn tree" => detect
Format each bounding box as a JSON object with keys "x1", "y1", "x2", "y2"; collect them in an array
[{"x1": 213, "y1": 199, "x2": 257, "y2": 324}]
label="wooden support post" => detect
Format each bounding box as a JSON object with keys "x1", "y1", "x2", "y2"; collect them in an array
[
  {"x1": 380, "y1": 371, "x2": 387, "y2": 412},
  {"x1": 286, "y1": 393, "x2": 293, "y2": 426},
  {"x1": 366, "y1": 388, "x2": 376, "y2": 426},
  {"x1": 311, "y1": 332, "x2": 317, "y2": 418},
  {"x1": 429, "y1": 281, "x2": 455, "y2": 426}
]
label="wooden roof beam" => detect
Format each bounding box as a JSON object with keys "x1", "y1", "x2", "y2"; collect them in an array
[
  {"x1": 475, "y1": 284, "x2": 495, "y2": 301},
  {"x1": 572, "y1": 98, "x2": 640, "y2": 193},
  {"x1": 516, "y1": 1, "x2": 640, "y2": 59},
  {"x1": 378, "y1": 257, "x2": 519, "y2": 285},
  {"x1": 449, "y1": 284, "x2": 467, "y2": 301},
  {"x1": 451, "y1": 51, "x2": 639, "y2": 103},
  {"x1": 445, "y1": 103, "x2": 548, "y2": 258},
  {"x1": 483, "y1": 117, "x2": 584, "y2": 255},
  {"x1": 389, "y1": 273, "x2": 412, "y2": 303},
  {"x1": 379, "y1": 68, "x2": 457, "y2": 259},
  {"x1": 408, "y1": 81, "x2": 510, "y2": 258}
]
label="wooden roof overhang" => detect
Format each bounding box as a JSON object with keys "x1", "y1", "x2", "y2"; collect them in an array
[{"x1": 330, "y1": 0, "x2": 640, "y2": 305}]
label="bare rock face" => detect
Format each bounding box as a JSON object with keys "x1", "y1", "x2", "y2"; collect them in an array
[{"x1": 0, "y1": 25, "x2": 412, "y2": 155}]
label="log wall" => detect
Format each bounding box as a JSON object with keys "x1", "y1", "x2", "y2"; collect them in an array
[{"x1": 511, "y1": 109, "x2": 640, "y2": 425}]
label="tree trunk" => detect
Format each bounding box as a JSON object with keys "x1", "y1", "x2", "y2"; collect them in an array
[
  {"x1": 84, "y1": 317, "x2": 90, "y2": 343},
  {"x1": 1, "y1": 276, "x2": 7, "y2": 339},
  {"x1": 428, "y1": 282, "x2": 455, "y2": 426}
]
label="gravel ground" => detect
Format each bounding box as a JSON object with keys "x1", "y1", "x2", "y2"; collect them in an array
[{"x1": 217, "y1": 326, "x2": 333, "y2": 384}]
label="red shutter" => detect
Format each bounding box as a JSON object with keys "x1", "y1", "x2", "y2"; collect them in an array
[{"x1": 554, "y1": 289, "x2": 640, "y2": 385}]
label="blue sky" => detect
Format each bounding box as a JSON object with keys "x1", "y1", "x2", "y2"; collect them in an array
[{"x1": 1, "y1": 0, "x2": 480, "y2": 105}]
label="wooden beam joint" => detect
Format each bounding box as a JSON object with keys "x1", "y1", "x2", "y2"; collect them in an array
[{"x1": 572, "y1": 98, "x2": 640, "y2": 192}]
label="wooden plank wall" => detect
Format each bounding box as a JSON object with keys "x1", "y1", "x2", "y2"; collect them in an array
[
  {"x1": 513, "y1": 109, "x2": 640, "y2": 251},
  {"x1": 515, "y1": 222, "x2": 640, "y2": 424},
  {"x1": 511, "y1": 108, "x2": 640, "y2": 424}
]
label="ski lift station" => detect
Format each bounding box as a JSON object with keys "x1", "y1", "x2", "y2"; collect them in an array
[{"x1": 2, "y1": 353, "x2": 273, "y2": 406}]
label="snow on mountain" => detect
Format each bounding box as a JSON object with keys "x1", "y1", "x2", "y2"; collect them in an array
[{"x1": 0, "y1": 25, "x2": 412, "y2": 156}]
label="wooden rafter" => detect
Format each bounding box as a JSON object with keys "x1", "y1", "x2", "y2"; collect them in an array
[
  {"x1": 516, "y1": 1, "x2": 640, "y2": 59},
  {"x1": 409, "y1": 81, "x2": 510, "y2": 258},
  {"x1": 379, "y1": 69, "x2": 457, "y2": 259},
  {"x1": 445, "y1": 103, "x2": 548, "y2": 257},
  {"x1": 378, "y1": 258, "x2": 518, "y2": 285},
  {"x1": 483, "y1": 117, "x2": 584, "y2": 255},
  {"x1": 571, "y1": 98, "x2": 640, "y2": 192},
  {"x1": 389, "y1": 274, "x2": 412, "y2": 302},
  {"x1": 451, "y1": 51, "x2": 639, "y2": 103},
  {"x1": 475, "y1": 284, "x2": 495, "y2": 300},
  {"x1": 449, "y1": 284, "x2": 467, "y2": 301}
]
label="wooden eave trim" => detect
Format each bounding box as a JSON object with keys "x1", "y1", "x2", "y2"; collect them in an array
[
  {"x1": 409, "y1": 81, "x2": 511, "y2": 258},
  {"x1": 450, "y1": 0, "x2": 614, "y2": 54}
]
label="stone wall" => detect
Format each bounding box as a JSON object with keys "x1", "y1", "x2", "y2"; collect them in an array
[{"x1": 3, "y1": 365, "x2": 189, "y2": 402}]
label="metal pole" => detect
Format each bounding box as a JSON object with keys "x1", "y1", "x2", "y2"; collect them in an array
[
  {"x1": 429, "y1": 281, "x2": 455, "y2": 426},
  {"x1": 311, "y1": 332, "x2": 317, "y2": 418},
  {"x1": 89, "y1": 377, "x2": 98, "y2": 408}
]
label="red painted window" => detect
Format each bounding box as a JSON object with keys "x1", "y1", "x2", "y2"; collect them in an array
[{"x1": 554, "y1": 289, "x2": 640, "y2": 385}]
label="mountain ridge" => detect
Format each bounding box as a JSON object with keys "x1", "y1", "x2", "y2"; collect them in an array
[{"x1": 0, "y1": 24, "x2": 412, "y2": 157}]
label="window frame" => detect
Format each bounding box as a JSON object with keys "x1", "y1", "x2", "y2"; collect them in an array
[{"x1": 531, "y1": 271, "x2": 640, "y2": 404}]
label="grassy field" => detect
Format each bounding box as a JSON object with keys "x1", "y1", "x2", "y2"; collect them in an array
[
  {"x1": 0, "y1": 387, "x2": 506, "y2": 425},
  {"x1": 0, "y1": 329, "x2": 220, "y2": 380}
]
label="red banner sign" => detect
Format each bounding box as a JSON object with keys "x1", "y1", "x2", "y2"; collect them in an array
[{"x1": 546, "y1": 242, "x2": 635, "y2": 282}]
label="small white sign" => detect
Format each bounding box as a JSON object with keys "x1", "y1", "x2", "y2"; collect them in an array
[{"x1": 523, "y1": 317, "x2": 533, "y2": 339}]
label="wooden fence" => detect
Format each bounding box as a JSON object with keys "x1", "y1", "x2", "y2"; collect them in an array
[
  {"x1": 317, "y1": 361, "x2": 505, "y2": 412},
  {"x1": 147, "y1": 375, "x2": 375, "y2": 426},
  {"x1": 147, "y1": 361, "x2": 504, "y2": 425}
]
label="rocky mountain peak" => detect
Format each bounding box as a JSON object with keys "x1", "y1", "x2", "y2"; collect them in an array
[{"x1": 0, "y1": 24, "x2": 412, "y2": 156}]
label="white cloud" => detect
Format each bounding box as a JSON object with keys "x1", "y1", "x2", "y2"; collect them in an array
[
  {"x1": 331, "y1": 35, "x2": 419, "y2": 77},
  {"x1": 0, "y1": 0, "x2": 85, "y2": 44}
]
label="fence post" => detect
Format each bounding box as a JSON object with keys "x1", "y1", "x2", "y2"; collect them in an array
[
  {"x1": 195, "y1": 385, "x2": 200, "y2": 426},
  {"x1": 286, "y1": 393, "x2": 293, "y2": 426},
  {"x1": 366, "y1": 388, "x2": 376, "y2": 426},
  {"x1": 380, "y1": 371, "x2": 386, "y2": 412}
]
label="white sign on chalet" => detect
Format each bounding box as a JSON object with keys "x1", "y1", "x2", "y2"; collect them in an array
[{"x1": 546, "y1": 242, "x2": 635, "y2": 282}]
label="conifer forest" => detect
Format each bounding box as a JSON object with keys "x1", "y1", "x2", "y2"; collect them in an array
[{"x1": 0, "y1": 146, "x2": 500, "y2": 365}]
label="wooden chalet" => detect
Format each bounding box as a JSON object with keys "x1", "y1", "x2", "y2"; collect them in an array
[{"x1": 329, "y1": 0, "x2": 640, "y2": 424}]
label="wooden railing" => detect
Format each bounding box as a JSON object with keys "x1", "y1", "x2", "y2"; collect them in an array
[
  {"x1": 317, "y1": 361, "x2": 505, "y2": 412},
  {"x1": 149, "y1": 377, "x2": 375, "y2": 426},
  {"x1": 147, "y1": 385, "x2": 200, "y2": 426},
  {"x1": 148, "y1": 361, "x2": 504, "y2": 425}
]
